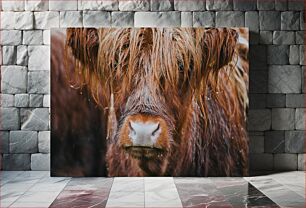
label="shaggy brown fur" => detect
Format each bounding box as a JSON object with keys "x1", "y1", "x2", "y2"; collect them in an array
[
  {"x1": 51, "y1": 31, "x2": 107, "y2": 176},
  {"x1": 54, "y1": 28, "x2": 249, "y2": 176}
]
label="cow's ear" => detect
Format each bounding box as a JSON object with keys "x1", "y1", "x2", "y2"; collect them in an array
[
  {"x1": 66, "y1": 28, "x2": 99, "y2": 69},
  {"x1": 201, "y1": 28, "x2": 238, "y2": 72}
]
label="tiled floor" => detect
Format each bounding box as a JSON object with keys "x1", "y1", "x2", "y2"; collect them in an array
[{"x1": 1, "y1": 171, "x2": 305, "y2": 208}]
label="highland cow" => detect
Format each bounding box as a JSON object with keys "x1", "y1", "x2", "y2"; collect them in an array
[{"x1": 51, "y1": 28, "x2": 249, "y2": 177}]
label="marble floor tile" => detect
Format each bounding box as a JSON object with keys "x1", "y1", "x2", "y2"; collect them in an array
[
  {"x1": 145, "y1": 177, "x2": 177, "y2": 192},
  {"x1": 111, "y1": 177, "x2": 144, "y2": 192},
  {"x1": 27, "y1": 177, "x2": 71, "y2": 192},
  {"x1": 9, "y1": 201, "x2": 52, "y2": 208},
  {"x1": 0, "y1": 171, "x2": 24, "y2": 186},
  {"x1": 268, "y1": 171, "x2": 305, "y2": 198},
  {"x1": 145, "y1": 177, "x2": 182, "y2": 208},
  {"x1": 175, "y1": 178, "x2": 232, "y2": 208},
  {"x1": 246, "y1": 176, "x2": 305, "y2": 207},
  {"x1": 0, "y1": 171, "x2": 304, "y2": 208},
  {"x1": 7, "y1": 171, "x2": 48, "y2": 184},
  {"x1": 106, "y1": 191, "x2": 144, "y2": 208},
  {"x1": 50, "y1": 190, "x2": 109, "y2": 208},
  {"x1": 9, "y1": 191, "x2": 60, "y2": 206},
  {"x1": 50, "y1": 177, "x2": 113, "y2": 208}
]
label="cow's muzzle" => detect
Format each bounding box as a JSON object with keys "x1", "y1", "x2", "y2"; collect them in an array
[{"x1": 119, "y1": 114, "x2": 170, "y2": 159}]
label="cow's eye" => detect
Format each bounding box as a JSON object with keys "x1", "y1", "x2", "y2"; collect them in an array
[{"x1": 178, "y1": 61, "x2": 184, "y2": 73}]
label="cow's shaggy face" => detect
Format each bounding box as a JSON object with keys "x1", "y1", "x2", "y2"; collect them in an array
[{"x1": 66, "y1": 28, "x2": 240, "y2": 175}]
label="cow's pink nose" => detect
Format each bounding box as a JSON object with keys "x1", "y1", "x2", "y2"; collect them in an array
[{"x1": 128, "y1": 121, "x2": 161, "y2": 147}]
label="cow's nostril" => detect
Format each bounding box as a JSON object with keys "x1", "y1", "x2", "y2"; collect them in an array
[
  {"x1": 129, "y1": 121, "x2": 136, "y2": 135},
  {"x1": 152, "y1": 123, "x2": 160, "y2": 136}
]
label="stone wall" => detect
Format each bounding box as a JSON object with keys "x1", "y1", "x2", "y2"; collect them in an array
[{"x1": 0, "y1": 0, "x2": 304, "y2": 172}]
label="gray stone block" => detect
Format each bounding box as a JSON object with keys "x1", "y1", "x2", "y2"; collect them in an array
[
  {"x1": 43, "y1": 30, "x2": 50, "y2": 45},
  {"x1": 25, "y1": 0, "x2": 49, "y2": 11},
  {"x1": 298, "y1": 154, "x2": 305, "y2": 170},
  {"x1": 0, "y1": 94, "x2": 14, "y2": 107},
  {"x1": 119, "y1": 0, "x2": 150, "y2": 11},
  {"x1": 10, "y1": 131, "x2": 38, "y2": 153},
  {"x1": 21, "y1": 108, "x2": 49, "y2": 131},
  {"x1": 1, "y1": 66, "x2": 27, "y2": 94},
  {"x1": 249, "y1": 45, "x2": 267, "y2": 68},
  {"x1": 249, "y1": 70, "x2": 268, "y2": 93},
  {"x1": 111, "y1": 12, "x2": 134, "y2": 27},
  {"x1": 17, "y1": 45, "x2": 28, "y2": 66},
  {"x1": 174, "y1": 0, "x2": 205, "y2": 11},
  {"x1": 83, "y1": 11, "x2": 111, "y2": 27},
  {"x1": 269, "y1": 65, "x2": 301, "y2": 93},
  {"x1": 296, "y1": 31, "x2": 304, "y2": 44},
  {"x1": 289, "y1": 45, "x2": 300, "y2": 64},
  {"x1": 274, "y1": 154, "x2": 297, "y2": 170},
  {"x1": 249, "y1": 131, "x2": 264, "y2": 136},
  {"x1": 300, "y1": 45, "x2": 304, "y2": 65},
  {"x1": 295, "y1": 108, "x2": 305, "y2": 130},
  {"x1": 259, "y1": 31, "x2": 272, "y2": 44},
  {"x1": 78, "y1": 0, "x2": 118, "y2": 10},
  {"x1": 28, "y1": 71, "x2": 50, "y2": 94},
  {"x1": 0, "y1": 131, "x2": 9, "y2": 153},
  {"x1": 2, "y1": 46, "x2": 16, "y2": 65},
  {"x1": 60, "y1": 11, "x2": 83, "y2": 28},
  {"x1": 288, "y1": 0, "x2": 304, "y2": 11},
  {"x1": 38, "y1": 131, "x2": 50, "y2": 153},
  {"x1": 151, "y1": 0, "x2": 173, "y2": 11},
  {"x1": 29, "y1": 94, "x2": 43, "y2": 107},
  {"x1": 206, "y1": 0, "x2": 233, "y2": 10},
  {"x1": 0, "y1": 108, "x2": 19, "y2": 130},
  {"x1": 267, "y1": 45, "x2": 289, "y2": 65},
  {"x1": 285, "y1": 130, "x2": 304, "y2": 153},
  {"x1": 300, "y1": 12, "x2": 304, "y2": 30},
  {"x1": 302, "y1": 66, "x2": 305, "y2": 93},
  {"x1": 259, "y1": 11, "x2": 281, "y2": 30},
  {"x1": 249, "y1": 135, "x2": 264, "y2": 153},
  {"x1": 15, "y1": 94, "x2": 29, "y2": 107},
  {"x1": 245, "y1": 11, "x2": 259, "y2": 33},
  {"x1": 14, "y1": 12, "x2": 34, "y2": 30},
  {"x1": 34, "y1": 12, "x2": 60, "y2": 29},
  {"x1": 216, "y1": 11, "x2": 245, "y2": 27},
  {"x1": 181, "y1": 12, "x2": 193, "y2": 27},
  {"x1": 273, "y1": 31, "x2": 295, "y2": 45},
  {"x1": 28, "y1": 46, "x2": 50, "y2": 71},
  {"x1": 257, "y1": 0, "x2": 274, "y2": 10},
  {"x1": 250, "y1": 153, "x2": 273, "y2": 170},
  {"x1": 49, "y1": 0, "x2": 77, "y2": 10},
  {"x1": 23, "y1": 30, "x2": 43, "y2": 45},
  {"x1": 193, "y1": 12, "x2": 215, "y2": 27},
  {"x1": 266, "y1": 93, "x2": 286, "y2": 108},
  {"x1": 134, "y1": 12, "x2": 180, "y2": 27},
  {"x1": 1, "y1": 30, "x2": 22, "y2": 45},
  {"x1": 265, "y1": 131, "x2": 285, "y2": 153},
  {"x1": 286, "y1": 94, "x2": 304, "y2": 107},
  {"x1": 3, "y1": 154, "x2": 31, "y2": 170},
  {"x1": 249, "y1": 94, "x2": 266, "y2": 109},
  {"x1": 248, "y1": 109, "x2": 271, "y2": 131},
  {"x1": 31, "y1": 153, "x2": 50, "y2": 170},
  {"x1": 43, "y1": 95, "x2": 50, "y2": 107},
  {"x1": 272, "y1": 108, "x2": 295, "y2": 130},
  {"x1": 1, "y1": 12, "x2": 15, "y2": 29},
  {"x1": 275, "y1": 0, "x2": 287, "y2": 11},
  {"x1": 2, "y1": 1, "x2": 24, "y2": 11},
  {"x1": 281, "y1": 11, "x2": 300, "y2": 30},
  {"x1": 233, "y1": 0, "x2": 256, "y2": 10}
]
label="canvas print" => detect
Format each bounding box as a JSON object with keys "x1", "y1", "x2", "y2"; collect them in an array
[{"x1": 51, "y1": 28, "x2": 249, "y2": 177}]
